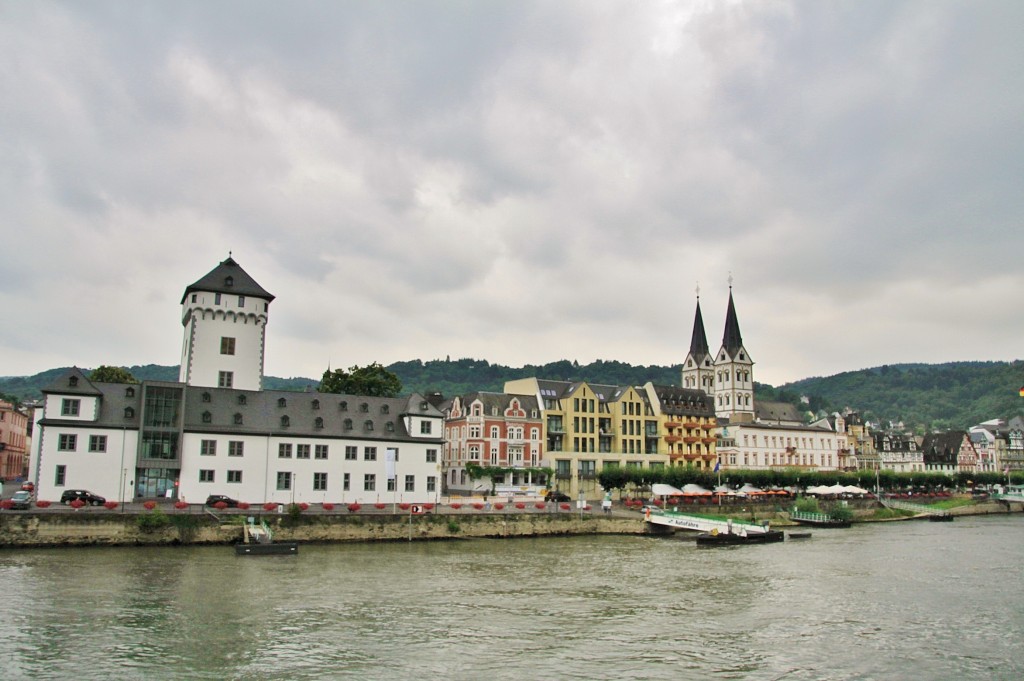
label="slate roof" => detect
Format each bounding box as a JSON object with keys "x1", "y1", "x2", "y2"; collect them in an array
[
  {"x1": 754, "y1": 401, "x2": 804, "y2": 424},
  {"x1": 688, "y1": 299, "x2": 710, "y2": 363},
  {"x1": 722, "y1": 290, "x2": 744, "y2": 355},
  {"x1": 648, "y1": 384, "x2": 714, "y2": 416},
  {"x1": 454, "y1": 391, "x2": 541, "y2": 414},
  {"x1": 921, "y1": 431, "x2": 967, "y2": 465},
  {"x1": 180, "y1": 256, "x2": 275, "y2": 304},
  {"x1": 41, "y1": 368, "x2": 103, "y2": 396},
  {"x1": 38, "y1": 373, "x2": 142, "y2": 429}
]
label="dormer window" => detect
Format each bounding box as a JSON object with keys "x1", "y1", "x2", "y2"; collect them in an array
[
  {"x1": 125, "y1": 407, "x2": 136, "y2": 419},
  {"x1": 386, "y1": 422, "x2": 395, "y2": 432},
  {"x1": 234, "y1": 413, "x2": 243, "y2": 425},
  {"x1": 69, "y1": 376, "x2": 79, "y2": 387},
  {"x1": 315, "y1": 417, "x2": 324, "y2": 429},
  {"x1": 237, "y1": 394, "x2": 246, "y2": 405},
  {"x1": 421, "y1": 402, "x2": 429, "y2": 411},
  {"x1": 381, "y1": 404, "x2": 389, "y2": 414},
  {"x1": 225, "y1": 276, "x2": 234, "y2": 287},
  {"x1": 343, "y1": 418, "x2": 353, "y2": 430},
  {"x1": 125, "y1": 387, "x2": 135, "y2": 398},
  {"x1": 278, "y1": 397, "x2": 287, "y2": 408},
  {"x1": 202, "y1": 392, "x2": 211, "y2": 403},
  {"x1": 312, "y1": 399, "x2": 320, "y2": 410},
  {"x1": 339, "y1": 401, "x2": 348, "y2": 411},
  {"x1": 364, "y1": 420, "x2": 374, "y2": 431},
  {"x1": 281, "y1": 415, "x2": 290, "y2": 427},
  {"x1": 202, "y1": 411, "x2": 211, "y2": 423},
  {"x1": 360, "y1": 403, "x2": 369, "y2": 413}
]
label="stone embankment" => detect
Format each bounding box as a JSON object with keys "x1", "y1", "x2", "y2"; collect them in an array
[{"x1": 0, "y1": 499, "x2": 1019, "y2": 548}]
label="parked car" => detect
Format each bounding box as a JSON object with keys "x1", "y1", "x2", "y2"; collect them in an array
[
  {"x1": 205, "y1": 494, "x2": 240, "y2": 508},
  {"x1": 60, "y1": 489, "x2": 106, "y2": 506},
  {"x1": 9, "y1": 490, "x2": 33, "y2": 510},
  {"x1": 21, "y1": 481, "x2": 35, "y2": 492},
  {"x1": 544, "y1": 490, "x2": 572, "y2": 503}
]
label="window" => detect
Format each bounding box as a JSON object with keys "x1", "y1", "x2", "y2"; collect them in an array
[
  {"x1": 313, "y1": 472, "x2": 327, "y2": 491},
  {"x1": 233, "y1": 413, "x2": 243, "y2": 425},
  {"x1": 191, "y1": 293, "x2": 197, "y2": 303},
  {"x1": 427, "y1": 476, "x2": 436, "y2": 492},
  {"x1": 381, "y1": 404, "x2": 389, "y2": 414},
  {"x1": 202, "y1": 411, "x2": 211, "y2": 423},
  {"x1": 202, "y1": 392, "x2": 211, "y2": 403},
  {"x1": 364, "y1": 474, "x2": 376, "y2": 491},
  {"x1": 343, "y1": 419, "x2": 353, "y2": 431},
  {"x1": 278, "y1": 397, "x2": 287, "y2": 408},
  {"x1": 339, "y1": 401, "x2": 348, "y2": 411},
  {"x1": 227, "y1": 470, "x2": 242, "y2": 483},
  {"x1": 280, "y1": 415, "x2": 290, "y2": 427},
  {"x1": 88, "y1": 435, "x2": 107, "y2": 453},
  {"x1": 55, "y1": 464, "x2": 66, "y2": 486},
  {"x1": 237, "y1": 394, "x2": 246, "y2": 405},
  {"x1": 364, "y1": 447, "x2": 377, "y2": 461},
  {"x1": 219, "y1": 371, "x2": 233, "y2": 388},
  {"x1": 61, "y1": 399, "x2": 80, "y2": 417},
  {"x1": 360, "y1": 403, "x2": 369, "y2": 413},
  {"x1": 386, "y1": 422, "x2": 395, "y2": 432},
  {"x1": 312, "y1": 399, "x2": 320, "y2": 410},
  {"x1": 228, "y1": 441, "x2": 244, "y2": 457},
  {"x1": 238, "y1": 295, "x2": 245, "y2": 307},
  {"x1": 421, "y1": 421, "x2": 433, "y2": 435},
  {"x1": 345, "y1": 446, "x2": 357, "y2": 460},
  {"x1": 199, "y1": 469, "x2": 215, "y2": 483},
  {"x1": 315, "y1": 444, "x2": 328, "y2": 460},
  {"x1": 426, "y1": 449, "x2": 437, "y2": 463},
  {"x1": 343, "y1": 473, "x2": 351, "y2": 491},
  {"x1": 387, "y1": 477, "x2": 396, "y2": 492},
  {"x1": 296, "y1": 444, "x2": 311, "y2": 459},
  {"x1": 315, "y1": 417, "x2": 324, "y2": 429},
  {"x1": 405, "y1": 475, "x2": 415, "y2": 492},
  {"x1": 125, "y1": 387, "x2": 135, "y2": 398},
  {"x1": 215, "y1": 292, "x2": 222, "y2": 304},
  {"x1": 220, "y1": 337, "x2": 236, "y2": 355},
  {"x1": 276, "y1": 472, "x2": 292, "y2": 491},
  {"x1": 58, "y1": 434, "x2": 77, "y2": 451},
  {"x1": 364, "y1": 420, "x2": 374, "y2": 431},
  {"x1": 279, "y1": 443, "x2": 293, "y2": 458}
]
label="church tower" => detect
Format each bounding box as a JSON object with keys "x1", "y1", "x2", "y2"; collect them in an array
[
  {"x1": 681, "y1": 289, "x2": 715, "y2": 394},
  {"x1": 179, "y1": 256, "x2": 275, "y2": 391},
  {"x1": 713, "y1": 281, "x2": 755, "y2": 422}
]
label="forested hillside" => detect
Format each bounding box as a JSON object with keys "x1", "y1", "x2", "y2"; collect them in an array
[{"x1": 3, "y1": 359, "x2": 1021, "y2": 431}]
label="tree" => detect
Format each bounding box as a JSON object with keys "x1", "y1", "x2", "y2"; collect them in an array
[
  {"x1": 318, "y1": 363, "x2": 402, "y2": 397},
  {"x1": 89, "y1": 365, "x2": 138, "y2": 384}
]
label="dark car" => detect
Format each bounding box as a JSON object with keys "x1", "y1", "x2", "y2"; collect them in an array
[
  {"x1": 544, "y1": 490, "x2": 572, "y2": 503},
  {"x1": 8, "y1": 490, "x2": 33, "y2": 510},
  {"x1": 60, "y1": 489, "x2": 106, "y2": 506},
  {"x1": 205, "y1": 494, "x2": 240, "y2": 508}
]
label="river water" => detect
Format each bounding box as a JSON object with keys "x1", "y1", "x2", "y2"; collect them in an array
[{"x1": 1, "y1": 514, "x2": 1021, "y2": 680}]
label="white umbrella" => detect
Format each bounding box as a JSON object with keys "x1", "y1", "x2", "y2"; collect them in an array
[
  {"x1": 681, "y1": 483, "x2": 713, "y2": 496},
  {"x1": 651, "y1": 483, "x2": 684, "y2": 497}
]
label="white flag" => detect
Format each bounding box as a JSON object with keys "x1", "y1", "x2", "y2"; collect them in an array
[{"x1": 386, "y1": 448, "x2": 397, "y2": 480}]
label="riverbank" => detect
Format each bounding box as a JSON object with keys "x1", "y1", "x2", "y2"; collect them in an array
[{"x1": 1, "y1": 498, "x2": 1019, "y2": 548}]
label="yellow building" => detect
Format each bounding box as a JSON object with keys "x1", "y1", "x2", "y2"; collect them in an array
[
  {"x1": 506, "y1": 377, "x2": 699, "y2": 500},
  {"x1": 641, "y1": 383, "x2": 717, "y2": 469}
]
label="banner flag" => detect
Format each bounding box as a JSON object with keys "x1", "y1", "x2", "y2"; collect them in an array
[
  {"x1": 385, "y1": 448, "x2": 397, "y2": 480},
  {"x1": 713, "y1": 459, "x2": 720, "y2": 473}
]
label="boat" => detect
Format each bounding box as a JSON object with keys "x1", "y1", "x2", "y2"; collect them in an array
[
  {"x1": 696, "y1": 528, "x2": 784, "y2": 546},
  {"x1": 787, "y1": 531, "x2": 813, "y2": 539},
  {"x1": 928, "y1": 513, "x2": 954, "y2": 522},
  {"x1": 235, "y1": 517, "x2": 298, "y2": 556}
]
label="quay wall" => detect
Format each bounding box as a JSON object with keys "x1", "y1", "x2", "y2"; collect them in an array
[{"x1": 1, "y1": 499, "x2": 1019, "y2": 548}]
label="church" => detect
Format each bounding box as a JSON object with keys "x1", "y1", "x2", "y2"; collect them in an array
[
  {"x1": 30, "y1": 257, "x2": 445, "y2": 506},
  {"x1": 684, "y1": 285, "x2": 853, "y2": 472}
]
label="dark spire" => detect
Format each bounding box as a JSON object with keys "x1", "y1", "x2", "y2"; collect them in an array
[
  {"x1": 689, "y1": 296, "x2": 710, "y2": 362},
  {"x1": 722, "y1": 287, "x2": 743, "y2": 356}
]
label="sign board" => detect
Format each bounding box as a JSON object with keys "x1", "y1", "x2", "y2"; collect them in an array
[{"x1": 410, "y1": 505, "x2": 423, "y2": 515}]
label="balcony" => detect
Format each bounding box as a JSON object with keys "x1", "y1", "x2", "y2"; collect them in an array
[
  {"x1": 684, "y1": 421, "x2": 701, "y2": 429},
  {"x1": 684, "y1": 436, "x2": 700, "y2": 444},
  {"x1": 684, "y1": 453, "x2": 700, "y2": 461},
  {"x1": 702, "y1": 437, "x2": 716, "y2": 445},
  {"x1": 665, "y1": 435, "x2": 681, "y2": 444},
  {"x1": 665, "y1": 421, "x2": 682, "y2": 428}
]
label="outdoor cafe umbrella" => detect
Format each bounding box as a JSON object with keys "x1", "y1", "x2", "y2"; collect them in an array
[{"x1": 681, "y1": 483, "x2": 713, "y2": 496}]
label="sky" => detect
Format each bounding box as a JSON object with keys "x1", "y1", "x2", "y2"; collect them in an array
[{"x1": 1, "y1": 1, "x2": 1022, "y2": 388}]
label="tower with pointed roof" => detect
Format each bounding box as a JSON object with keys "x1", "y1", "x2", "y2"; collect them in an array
[
  {"x1": 681, "y1": 288, "x2": 715, "y2": 394},
  {"x1": 713, "y1": 281, "x2": 754, "y2": 422},
  {"x1": 179, "y1": 256, "x2": 275, "y2": 391}
]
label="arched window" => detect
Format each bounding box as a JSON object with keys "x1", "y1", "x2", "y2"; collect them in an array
[
  {"x1": 381, "y1": 404, "x2": 390, "y2": 414},
  {"x1": 281, "y1": 415, "x2": 290, "y2": 427},
  {"x1": 278, "y1": 397, "x2": 287, "y2": 408},
  {"x1": 202, "y1": 392, "x2": 211, "y2": 403},
  {"x1": 343, "y1": 418, "x2": 352, "y2": 430},
  {"x1": 315, "y1": 417, "x2": 324, "y2": 429},
  {"x1": 339, "y1": 401, "x2": 347, "y2": 411},
  {"x1": 238, "y1": 394, "x2": 246, "y2": 405},
  {"x1": 360, "y1": 403, "x2": 369, "y2": 413},
  {"x1": 125, "y1": 407, "x2": 136, "y2": 419},
  {"x1": 125, "y1": 387, "x2": 135, "y2": 397},
  {"x1": 364, "y1": 420, "x2": 374, "y2": 431},
  {"x1": 234, "y1": 413, "x2": 243, "y2": 425},
  {"x1": 201, "y1": 411, "x2": 211, "y2": 423},
  {"x1": 312, "y1": 399, "x2": 320, "y2": 410}
]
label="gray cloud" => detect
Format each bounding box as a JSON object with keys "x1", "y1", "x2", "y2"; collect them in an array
[{"x1": 1, "y1": 0, "x2": 1021, "y2": 387}]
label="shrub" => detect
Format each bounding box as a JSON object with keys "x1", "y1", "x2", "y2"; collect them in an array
[
  {"x1": 174, "y1": 501, "x2": 189, "y2": 510},
  {"x1": 493, "y1": 503, "x2": 505, "y2": 510},
  {"x1": 322, "y1": 502, "x2": 335, "y2": 511},
  {"x1": 450, "y1": 503, "x2": 462, "y2": 509},
  {"x1": 347, "y1": 503, "x2": 361, "y2": 513},
  {"x1": 263, "y1": 502, "x2": 278, "y2": 512},
  {"x1": 103, "y1": 501, "x2": 118, "y2": 510},
  {"x1": 829, "y1": 505, "x2": 854, "y2": 522},
  {"x1": 238, "y1": 502, "x2": 250, "y2": 510},
  {"x1": 143, "y1": 500, "x2": 157, "y2": 510},
  {"x1": 515, "y1": 502, "x2": 526, "y2": 509},
  {"x1": 35, "y1": 500, "x2": 51, "y2": 508},
  {"x1": 447, "y1": 520, "x2": 460, "y2": 534},
  {"x1": 137, "y1": 509, "x2": 170, "y2": 533},
  {"x1": 795, "y1": 497, "x2": 822, "y2": 514}
]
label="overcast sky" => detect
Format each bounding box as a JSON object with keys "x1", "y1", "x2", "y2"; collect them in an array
[{"x1": 2, "y1": 1, "x2": 1021, "y2": 387}]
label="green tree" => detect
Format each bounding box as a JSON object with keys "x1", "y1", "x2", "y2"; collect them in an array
[
  {"x1": 318, "y1": 363, "x2": 402, "y2": 397},
  {"x1": 89, "y1": 365, "x2": 139, "y2": 384}
]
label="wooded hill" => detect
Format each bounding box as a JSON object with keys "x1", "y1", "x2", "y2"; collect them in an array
[{"x1": 3, "y1": 359, "x2": 1021, "y2": 432}]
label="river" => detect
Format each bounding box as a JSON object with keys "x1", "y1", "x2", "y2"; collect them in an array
[{"x1": 1, "y1": 514, "x2": 1021, "y2": 680}]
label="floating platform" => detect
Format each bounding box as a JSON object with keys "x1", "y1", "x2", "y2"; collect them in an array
[
  {"x1": 696, "y1": 530, "x2": 785, "y2": 546},
  {"x1": 787, "y1": 532, "x2": 813, "y2": 539},
  {"x1": 928, "y1": 514, "x2": 954, "y2": 522}
]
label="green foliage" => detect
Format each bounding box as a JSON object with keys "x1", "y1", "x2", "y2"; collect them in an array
[
  {"x1": 446, "y1": 520, "x2": 461, "y2": 534},
  {"x1": 794, "y1": 497, "x2": 822, "y2": 514},
  {"x1": 136, "y1": 509, "x2": 170, "y2": 532},
  {"x1": 828, "y1": 505, "x2": 854, "y2": 522},
  {"x1": 318, "y1": 363, "x2": 402, "y2": 397},
  {"x1": 89, "y1": 365, "x2": 139, "y2": 384}
]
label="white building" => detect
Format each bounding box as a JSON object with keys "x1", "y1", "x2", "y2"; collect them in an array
[{"x1": 31, "y1": 257, "x2": 444, "y2": 506}]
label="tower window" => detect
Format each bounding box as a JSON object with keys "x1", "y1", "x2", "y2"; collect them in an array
[
  {"x1": 278, "y1": 397, "x2": 287, "y2": 407},
  {"x1": 218, "y1": 371, "x2": 233, "y2": 388},
  {"x1": 238, "y1": 295, "x2": 245, "y2": 307},
  {"x1": 215, "y1": 293, "x2": 222, "y2": 305},
  {"x1": 220, "y1": 337, "x2": 236, "y2": 355}
]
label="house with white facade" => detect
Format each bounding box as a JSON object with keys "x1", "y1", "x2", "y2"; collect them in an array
[{"x1": 30, "y1": 257, "x2": 444, "y2": 506}]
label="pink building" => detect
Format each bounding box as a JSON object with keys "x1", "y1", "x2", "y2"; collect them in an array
[{"x1": 0, "y1": 400, "x2": 29, "y2": 480}]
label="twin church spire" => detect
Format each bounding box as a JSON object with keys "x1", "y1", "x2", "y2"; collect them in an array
[{"x1": 682, "y1": 281, "x2": 755, "y2": 422}]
